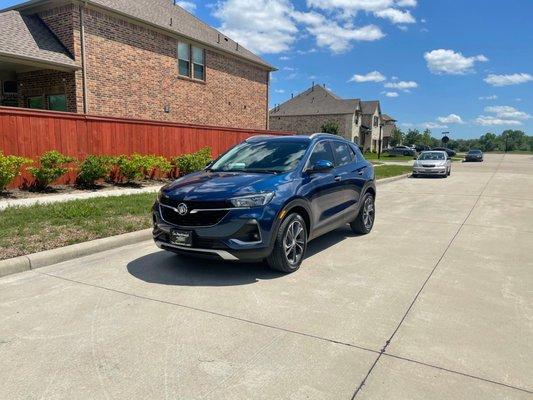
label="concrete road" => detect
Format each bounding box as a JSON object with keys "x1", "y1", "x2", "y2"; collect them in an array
[{"x1": 1, "y1": 154, "x2": 532, "y2": 399}]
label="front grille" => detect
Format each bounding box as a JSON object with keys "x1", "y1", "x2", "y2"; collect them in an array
[
  {"x1": 194, "y1": 237, "x2": 228, "y2": 249},
  {"x1": 422, "y1": 164, "x2": 436, "y2": 168},
  {"x1": 160, "y1": 205, "x2": 228, "y2": 227},
  {"x1": 160, "y1": 197, "x2": 230, "y2": 210}
]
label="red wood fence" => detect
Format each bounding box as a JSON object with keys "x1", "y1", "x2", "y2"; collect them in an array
[{"x1": 0, "y1": 107, "x2": 292, "y2": 187}]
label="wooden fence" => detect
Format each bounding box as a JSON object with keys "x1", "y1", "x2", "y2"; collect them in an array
[{"x1": 0, "y1": 107, "x2": 291, "y2": 187}]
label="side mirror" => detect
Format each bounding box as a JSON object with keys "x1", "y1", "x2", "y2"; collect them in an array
[{"x1": 307, "y1": 159, "x2": 334, "y2": 173}]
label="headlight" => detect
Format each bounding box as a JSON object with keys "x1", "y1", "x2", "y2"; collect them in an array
[{"x1": 230, "y1": 192, "x2": 274, "y2": 208}]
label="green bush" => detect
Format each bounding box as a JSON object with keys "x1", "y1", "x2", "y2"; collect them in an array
[
  {"x1": 143, "y1": 155, "x2": 172, "y2": 179},
  {"x1": 174, "y1": 147, "x2": 212, "y2": 176},
  {"x1": 27, "y1": 150, "x2": 75, "y2": 190},
  {"x1": 116, "y1": 155, "x2": 145, "y2": 182},
  {"x1": 0, "y1": 152, "x2": 33, "y2": 191},
  {"x1": 76, "y1": 155, "x2": 116, "y2": 186}
]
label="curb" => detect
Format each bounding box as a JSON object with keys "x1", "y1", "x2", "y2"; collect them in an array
[
  {"x1": 0, "y1": 173, "x2": 411, "y2": 279},
  {"x1": 0, "y1": 229, "x2": 152, "y2": 278},
  {"x1": 376, "y1": 173, "x2": 410, "y2": 186}
]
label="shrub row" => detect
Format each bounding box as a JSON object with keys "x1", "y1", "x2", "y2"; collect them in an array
[{"x1": 0, "y1": 147, "x2": 212, "y2": 191}]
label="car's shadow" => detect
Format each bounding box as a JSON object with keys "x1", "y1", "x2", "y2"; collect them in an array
[{"x1": 127, "y1": 227, "x2": 354, "y2": 287}]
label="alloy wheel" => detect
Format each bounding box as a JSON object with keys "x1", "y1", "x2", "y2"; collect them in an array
[
  {"x1": 362, "y1": 196, "x2": 375, "y2": 229},
  {"x1": 283, "y1": 220, "x2": 305, "y2": 265}
]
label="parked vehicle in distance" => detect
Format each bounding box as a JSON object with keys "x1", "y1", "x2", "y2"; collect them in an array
[
  {"x1": 153, "y1": 134, "x2": 376, "y2": 273},
  {"x1": 465, "y1": 149, "x2": 484, "y2": 162},
  {"x1": 415, "y1": 144, "x2": 431, "y2": 152},
  {"x1": 432, "y1": 147, "x2": 457, "y2": 157},
  {"x1": 384, "y1": 145, "x2": 417, "y2": 157},
  {"x1": 412, "y1": 151, "x2": 452, "y2": 178}
]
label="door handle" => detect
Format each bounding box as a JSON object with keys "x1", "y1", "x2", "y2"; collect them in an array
[{"x1": 334, "y1": 176, "x2": 342, "y2": 182}]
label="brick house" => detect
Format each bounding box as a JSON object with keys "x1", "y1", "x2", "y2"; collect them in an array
[
  {"x1": 269, "y1": 85, "x2": 395, "y2": 152},
  {"x1": 0, "y1": 0, "x2": 275, "y2": 130},
  {"x1": 381, "y1": 114, "x2": 397, "y2": 149}
]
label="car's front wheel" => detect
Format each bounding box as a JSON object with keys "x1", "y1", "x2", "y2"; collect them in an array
[
  {"x1": 267, "y1": 213, "x2": 307, "y2": 273},
  {"x1": 350, "y1": 193, "x2": 375, "y2": 234}
]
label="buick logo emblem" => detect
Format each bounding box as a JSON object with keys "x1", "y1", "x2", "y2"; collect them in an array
[{"x1": 177, "y1": 203, "x2": 188, "y2": 215}]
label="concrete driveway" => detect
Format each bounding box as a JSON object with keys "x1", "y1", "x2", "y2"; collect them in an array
[{"x1": 1, "y1": 154, "x2": 532, "y2": 399}]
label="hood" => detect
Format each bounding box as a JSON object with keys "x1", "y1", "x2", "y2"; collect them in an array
[
  {"x1": 161, "y1": 171, "x2": 289, "y2": 201},
  {"x1": 416, "y1": 159, "x2": 446, "y2": 166}
]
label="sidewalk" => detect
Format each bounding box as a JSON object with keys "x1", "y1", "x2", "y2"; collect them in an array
[{"x1": 0, "y1": 185, "x2": 162, "y2": 210}]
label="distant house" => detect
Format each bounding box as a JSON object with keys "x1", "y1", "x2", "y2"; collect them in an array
[
  {"x1": 269, "y1": 85, "x2": 396, "y2": 152},
  {"x1": 0, "y1": 0, "x2": 275, "y2": 130},
  {"x1": 381, "y1": 114, "x2": 397, "y2": 149}
]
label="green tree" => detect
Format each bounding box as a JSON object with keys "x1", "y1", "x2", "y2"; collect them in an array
[
  {"x1": 390, "y1": 127, "x2": 404, "y2": 146},
  {"x1": 421, "y1": 129, "x2": 432, "y2": 146},
  {"x1": 320, "y1": 120, "x2": 340, "y2": 135},
  {"x1": 405, "y1": 129, "x2": 421, "y2": 146},
  {"x1": 478, "y1": 132, "x2": 498, "y2": 152}
]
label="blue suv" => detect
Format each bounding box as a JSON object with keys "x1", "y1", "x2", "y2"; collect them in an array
[{"x1": 153, "y1": 134, "x2": 376, "y2": 273}]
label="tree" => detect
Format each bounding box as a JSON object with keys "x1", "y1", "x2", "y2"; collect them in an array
[
  {"x1": 478, "y1": 132, "x2": 498, "y2": 152},
  {"x1": 405, "y1": 129, "x2": 421, "y2": 146},
  {"x1": 421, "y1": 129, "x2": 432, "y2": 146},
  {"x1": 321, "y1": 120, "x2": 340, "y2": 135},
  {"x1": 390, "y1": 127, "x2": 404, "y2": 146},
  {"x1": 501, "y1": 130, "x2": 527, "y2": 151}
]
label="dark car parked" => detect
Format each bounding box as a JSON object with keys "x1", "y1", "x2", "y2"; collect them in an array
[
  {"x1": 465, "y1": 149, "x2": 484, "y2": 162},
  {"x1": 384, "y1": 145, "x2": 417, "y2": 157},
  {"x1": 415, "y1": 144, "x2": 431, "y2": 152},
  {"x1": 153, "y1": 134, "x2": 376, "y2": 273},
  {"x1": 432, "y1": 147, "x2": 456, "y2": 157}
]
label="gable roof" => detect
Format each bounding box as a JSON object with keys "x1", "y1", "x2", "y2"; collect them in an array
[
  {"x1": 6, "y1": 0, "x2": 274, "y2": 71},
  {"x1": 270, "y1": 85, "x2": 361, "y2": 117},
  {"x1": 361, "y1": 100, "x2": 380, "y2": 115},
  {"x1": 382, "y1": 114, "x2": 396, "y2": 122},
  {"x1": 0, "y1": 10, "x2": 78, "y2": 69}
]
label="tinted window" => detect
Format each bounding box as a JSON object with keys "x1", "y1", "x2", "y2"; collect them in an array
[
  {"x1": 308, "y1": 141, "x2": 335, "y2": 166},
  {"x1": 210, "y1": 140, "x2": 309, "y2": 173},
  {"x1": 331, "y1": 141, "x2": 353, "y2": 166}
]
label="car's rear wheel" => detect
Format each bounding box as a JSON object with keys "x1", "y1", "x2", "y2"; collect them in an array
[
  {"x1": 266, "y1": 213, "x2": 307, "y2": 273},
  {"x1": 350, "y1": 193, "x2": 375, "y2": 234}
]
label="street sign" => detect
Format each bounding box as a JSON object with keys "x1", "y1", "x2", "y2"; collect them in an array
[{"x1": 442, "y1": 135, "x2": 450, "y2": 144}]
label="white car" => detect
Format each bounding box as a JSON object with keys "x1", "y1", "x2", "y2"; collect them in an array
[{"x1": 412, "y1": 151, "x2": 451, "y2": 178}]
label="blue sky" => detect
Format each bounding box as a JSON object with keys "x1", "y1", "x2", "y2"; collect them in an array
[{"x1": 2, "y1": 0, "x2": 532, "y2": 138}]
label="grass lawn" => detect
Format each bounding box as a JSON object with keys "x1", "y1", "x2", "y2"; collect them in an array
[
  {"x1": 0, "y1": 193, "x2": 155, "y2": 261},
  {"x1": 363, "y1": 153, "x2": 415, "y2": 162},
  {"x1": 374, "y1": 164, "x2": 412, "y2": 180}
]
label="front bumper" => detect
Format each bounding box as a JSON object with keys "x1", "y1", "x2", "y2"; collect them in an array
[
  {"x1": 152, "y1": 202, "x2": 278, "y2": 261},
  {"x1": 413, "y1": 166, "x2": 447, "y2": 175}
]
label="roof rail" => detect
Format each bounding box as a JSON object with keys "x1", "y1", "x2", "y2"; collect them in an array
[
  {"x1": 309, "y1": 133, "x2": 343, "y2": 140},
  {"x1": 245, "y1": 134, "x2": 276, "y2": 141}
]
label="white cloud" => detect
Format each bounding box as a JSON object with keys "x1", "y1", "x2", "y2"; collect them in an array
[
  {"x1": 279, "y1": 56, "x2": 290, "y2": 60},
  {"x1": 349, "y1": 70, "x2": 386, "y2": 82},
  {"x1": 375, "y1": 8, "x2": 415, "y2": 24},
  {"x1": 437, "y1": 114, "x2": 464, "y2": 124},
  {"x1": 294, "y1": 11, "x2": 385, "y2": 52},
  {"x1": 385, "y1": 91, "x2": 399, "y2": 97},
  {"x1": 478, "y1": 95, "x2": 497, "y2": 100},
  {"x1": 214, "y1": 0, "x2": 298, "y2": 54},
  {"x1": 401, "y1": 122, "x2": 414, "y2": 127},
  {"x1": 484, "y1": 73, "x2": 533, "y2": 86},
  {"x1": 175, "y1": 1, "x2": 196, "y2": 12},
  {"x1": 397, "y1": 25, "x2": 408, "y2": 31},
  {"x1": 423, "y1": 122, "x2": 448, "y2": 129},
  {"x1": 424, "y1": 49, "x2": 488, "y2": 75},
  {"x1": 475, "y1": 116, "x2": 522, "y2": 126},
  {"x1": 283, "y1": 66, "x2": 297, "y2": 71},
  {"x1": 484, "y1": 105, "x2": 531, "y2": 120},
  {"x1": 274, "y1": 89, "x2": 285, "y2": 93},
  {"x1": 384, "y1": 80, "x2": 418, "y2": 90},
  {"x1": 396, "y1": 0, "x2": 417, "y2": 6},
  {"x1": 306, "y1": 0, "x2": 396, "y2": 14}
]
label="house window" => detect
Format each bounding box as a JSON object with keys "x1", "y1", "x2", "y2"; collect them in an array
[
  {"x1": 178, "y1": 42, "x2": 191, "y2": 77},
  {"x1": 28, "y1": 96, "x2": 44, "y2": 109},
  {"x1": 192, "y1": 46, "x2": 205, "y2": 80},
  {"x1": 178, "y1": 42, "x2": 205, "y2": 81},
  {"x1": 48, "y1": 94, "x2": 67, "y2": 111},
  {"x1": 373, "y1": 116, "x2": 378, "y2": 127}
]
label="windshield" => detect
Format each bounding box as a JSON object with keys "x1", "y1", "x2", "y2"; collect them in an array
[
  {"x1": 418, "y1": 152, "x2": 445, "y2": 161},
  {"x1": 209, "y1": 140, "x2": 309, "y2": 173},
  {"x1": 468, "y1": 150, "x2": 482, "y2": 154}
]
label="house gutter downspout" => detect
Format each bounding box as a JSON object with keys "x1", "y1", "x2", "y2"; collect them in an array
[
  {"x1": 265, "y1": 71, "x2": 270, "y2": 130},
  {"x1": 80, "y1": 1, "x2": 88, "y2": 114}
]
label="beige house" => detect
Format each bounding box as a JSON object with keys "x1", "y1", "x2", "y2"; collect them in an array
[
  {"x1": 381, "y1": 114, "x2": 397, "y2": 149},
  {"x1": 269, "y1": 85, "x2": 395, "y2": 152}
]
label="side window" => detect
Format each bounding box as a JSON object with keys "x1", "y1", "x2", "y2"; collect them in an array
[
  {"x1": 349, "y1": 144, "x2": 360, "y2": 162},
  {"x1": 308, "y1": 141, "x2": 335, "y2": 167},
  {"x1": 332, "y1": 141, "x2": 354, "y2": 167}
]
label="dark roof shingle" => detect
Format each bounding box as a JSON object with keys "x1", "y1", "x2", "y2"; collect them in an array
[
  {"x1": 270, "y1": 85, "x2": 360, "y2": 117},
  {"x1": 0, "y1": 10, "x2": 77, "y2": 68}
]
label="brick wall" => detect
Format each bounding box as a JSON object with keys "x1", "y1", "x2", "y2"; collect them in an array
[
  {"x1": 269, "y1": 114, "x2": 355, "y2": 140},
  {"x1": 38, "y1": 5, "x2": 269, "y2": 129},
  {"x1": 17, "y1": 69, "x2": 77, "y2": 112}
]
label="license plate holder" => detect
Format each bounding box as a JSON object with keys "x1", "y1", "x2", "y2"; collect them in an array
[{"x1": 170, "y1": 229, "x2": 193, "y2": 247}]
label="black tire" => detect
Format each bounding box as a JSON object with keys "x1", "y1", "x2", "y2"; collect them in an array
[
  {"x1": 266, "y1": 213, "x2": 307, "y2": 273},
  {"x1": 447, "y1": 168, "x2": 451, "y2": 176},
  {"x1": 412, "y1": 173, "x2": 418, "y2": 178},
  {"x1": 350, "y1": 193, "x2": 375, "y2": 234}
]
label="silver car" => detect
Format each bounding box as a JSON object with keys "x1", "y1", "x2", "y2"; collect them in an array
[{"x1": 412, "y1": 151, "x2": 451, "y2": 178}]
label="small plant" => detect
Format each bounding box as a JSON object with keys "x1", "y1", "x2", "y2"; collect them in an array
[
  {"x1": 0, "y1": 152, "x2": 33, "y2": 191},
  {"x1": 76, "y1": 155, "x2": 116, "y2": 186},
  {"x1": 145, "y1": 155, "x2": 172, "y2": 179},
  {"x1": 116, "y1": 154, "x2": 145, "y2": 182},
  {"x1": 320, "y1": 121, "x2": 340, "y2": 135},
  {"x1": 173, "y1": 147, "x2": 212, "y2": 176},
  {"x1": 27, "y1": 150, "x2": 75, "y2": 190}
]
